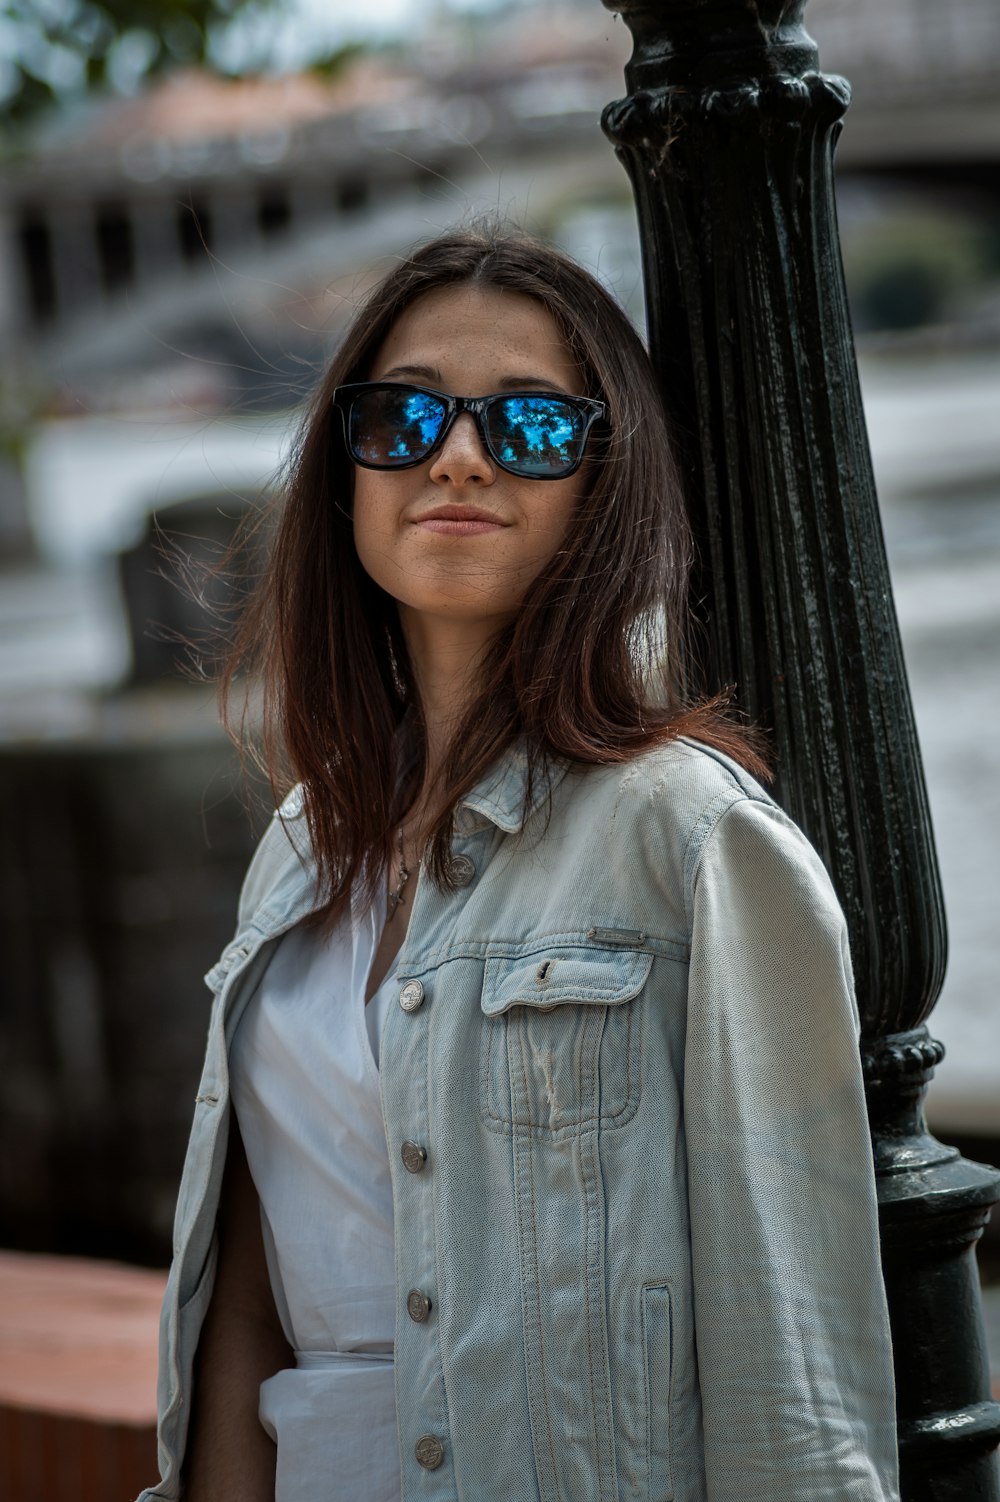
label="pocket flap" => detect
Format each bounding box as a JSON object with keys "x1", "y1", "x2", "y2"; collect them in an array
[{"x1": 482, "y1": 946, "x2": 653, "y2": 1017}]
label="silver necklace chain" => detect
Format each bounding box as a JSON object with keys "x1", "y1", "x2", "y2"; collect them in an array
[{"x1": 387, "y1": 827, "x2": 411, "y2": 919}]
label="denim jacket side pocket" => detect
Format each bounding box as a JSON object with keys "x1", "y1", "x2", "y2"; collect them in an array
[{"x1": 642, "y1": 1282, "x2": 674, "y2": 1502}]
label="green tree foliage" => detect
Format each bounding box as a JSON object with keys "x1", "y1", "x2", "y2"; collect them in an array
[
  {"x1": 0, "y1": 0, "x2": 252, "y2": 125},
  {"x1": 843, "y1": 209, "x2": 990, "y2": 333}
]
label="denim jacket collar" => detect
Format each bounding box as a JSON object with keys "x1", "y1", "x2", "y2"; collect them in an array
[
  {"x1": 279, "y1": 743, "x2": 567, "y2": 843},
  {"x1": 455, "y1": 744, "x2": 569, "y2": 834}
]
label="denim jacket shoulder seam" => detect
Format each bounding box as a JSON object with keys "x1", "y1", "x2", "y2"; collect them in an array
[
  {"x1": 682, "y1": 783, "x2": 784, "y2": 929},
  {"x1": 682, "y1": 789, "x2": 750, "y2": 927},
  {"x1": 675, "y1": 735, "x2": 776, "y2": 802}
]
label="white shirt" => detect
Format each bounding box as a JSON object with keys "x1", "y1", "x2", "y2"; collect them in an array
[{"x1": 228, "y1": 891, "x2": 401, "y2": 1502}]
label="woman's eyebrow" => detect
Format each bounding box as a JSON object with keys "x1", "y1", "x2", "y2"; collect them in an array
[
  {"x1": 496, "y1": 374, "x2": 569, "y2": 393},
  {"x1": 377, "y1": 363, "x2": 440, "y2": 383}
]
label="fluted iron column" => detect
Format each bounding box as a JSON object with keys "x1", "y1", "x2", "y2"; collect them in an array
[{"x1": 600, "y1": 3, "x2": 1000, "y2": 1496}]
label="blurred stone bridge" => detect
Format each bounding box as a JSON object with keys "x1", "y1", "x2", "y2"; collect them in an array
[
  {"x1": 816, "y1": 0, "x2": 1000, "y2": 184},
  {"x1": 0, "y1": 0, "x2": 997, "y2": 385}
]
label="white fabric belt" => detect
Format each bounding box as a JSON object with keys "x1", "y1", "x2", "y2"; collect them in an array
[{"x1": 293, "y1": 1348, "x2": 394, "y2": 1369}]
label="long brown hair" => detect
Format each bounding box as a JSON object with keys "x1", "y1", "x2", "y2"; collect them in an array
[{"x1": 224, "y1": 223, "x2": 768, "y2": 922}]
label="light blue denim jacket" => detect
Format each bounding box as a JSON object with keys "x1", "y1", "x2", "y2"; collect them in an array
[{"x1": 140, "y1": 737, "x2": 899, "y2": 1502}]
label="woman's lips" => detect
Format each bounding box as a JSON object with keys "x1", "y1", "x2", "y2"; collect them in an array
[
  {"x1": 416, "y1": 517, "x2": 505, "y2": 535},
  {"x1": 412, "y1": 508, "x2": 507, "y2": 536}
]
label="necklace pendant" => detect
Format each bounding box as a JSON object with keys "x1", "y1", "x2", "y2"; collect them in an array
[{"x1": 387, "y1": 829, "x2": 411, "y2": 920}]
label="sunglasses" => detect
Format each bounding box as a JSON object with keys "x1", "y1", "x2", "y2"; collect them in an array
[{"x1": 331, "y1": 382, "x2": 606, "y2": 481}]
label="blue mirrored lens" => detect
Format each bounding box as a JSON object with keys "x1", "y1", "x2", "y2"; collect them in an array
[
  {"x1": 487, "y1": 396, "x2": 585, "y2": 477},
  {"x1": 350, "y1": 387, "x2": 447, "y2": 466}
]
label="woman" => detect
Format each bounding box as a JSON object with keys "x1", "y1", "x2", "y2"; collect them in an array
[{"x1": 140, "y1": 227, "x2": 899, "y2": 1502}]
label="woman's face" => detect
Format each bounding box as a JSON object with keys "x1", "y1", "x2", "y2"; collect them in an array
[{"x1": 351, "y1": 283, "x2": 588, "y2": 639}]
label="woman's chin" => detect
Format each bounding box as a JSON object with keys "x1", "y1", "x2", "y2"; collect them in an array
[{"x1": 395, "y1": 592, "x2": 519, "y2": 632}]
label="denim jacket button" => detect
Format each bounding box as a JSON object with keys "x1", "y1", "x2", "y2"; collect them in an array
[
  {"x1": 406, "y1": 1289, "x2": 432, "y2": 1322},
  {"x1": 447, "y1": 854, "x2": 476, "y2": 888},
  {"x1": 415, "y1": 1435, "x2": 445, "y2": 1470},
  {"x1": 401, "y1": 1140, "x2": 427, "y2": 1173},
  {"x1": 399, "y1": 979, "x2": 425, "y2": 1013}
]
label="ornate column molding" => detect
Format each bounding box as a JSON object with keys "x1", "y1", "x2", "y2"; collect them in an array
[{"x1": 600, "y1": 3, "x2": 1000, "y2": 1495}]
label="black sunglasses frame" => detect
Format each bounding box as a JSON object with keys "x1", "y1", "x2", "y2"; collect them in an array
[{"x1": 331, "y1": 381, "x2": 607, "y2": 480}]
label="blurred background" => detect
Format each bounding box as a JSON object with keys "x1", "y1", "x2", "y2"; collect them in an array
[{"x1": 0, "y1": 0, "x2": 998, "y2": 1274}]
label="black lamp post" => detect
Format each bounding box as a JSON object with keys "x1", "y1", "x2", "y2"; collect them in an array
[{"x1": 600, "y1": 2, "x2": 1000, "y2": 1496}]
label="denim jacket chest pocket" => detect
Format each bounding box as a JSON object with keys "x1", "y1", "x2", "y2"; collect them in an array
[{"x1": 479, "y1": 945, "x2": 654, "y2": 1137}]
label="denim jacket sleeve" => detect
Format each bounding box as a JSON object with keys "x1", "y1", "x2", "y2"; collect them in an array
[{"x1": 684, "y1": 796, "x2": 900, "y2": 1500}]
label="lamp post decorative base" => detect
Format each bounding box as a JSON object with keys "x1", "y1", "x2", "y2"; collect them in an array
[{"x1": 866, "y1": 1028, "x2": 1000, "y2": 1499}]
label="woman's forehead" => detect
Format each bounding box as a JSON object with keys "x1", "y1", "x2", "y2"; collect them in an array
[{"x1": 370, "y1": 283, "x2": 581, "y2": 391}]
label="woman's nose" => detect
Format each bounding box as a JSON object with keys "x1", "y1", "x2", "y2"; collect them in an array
[{"x1": 428, "y1": 413, "x2": 495, "y2": 485}]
